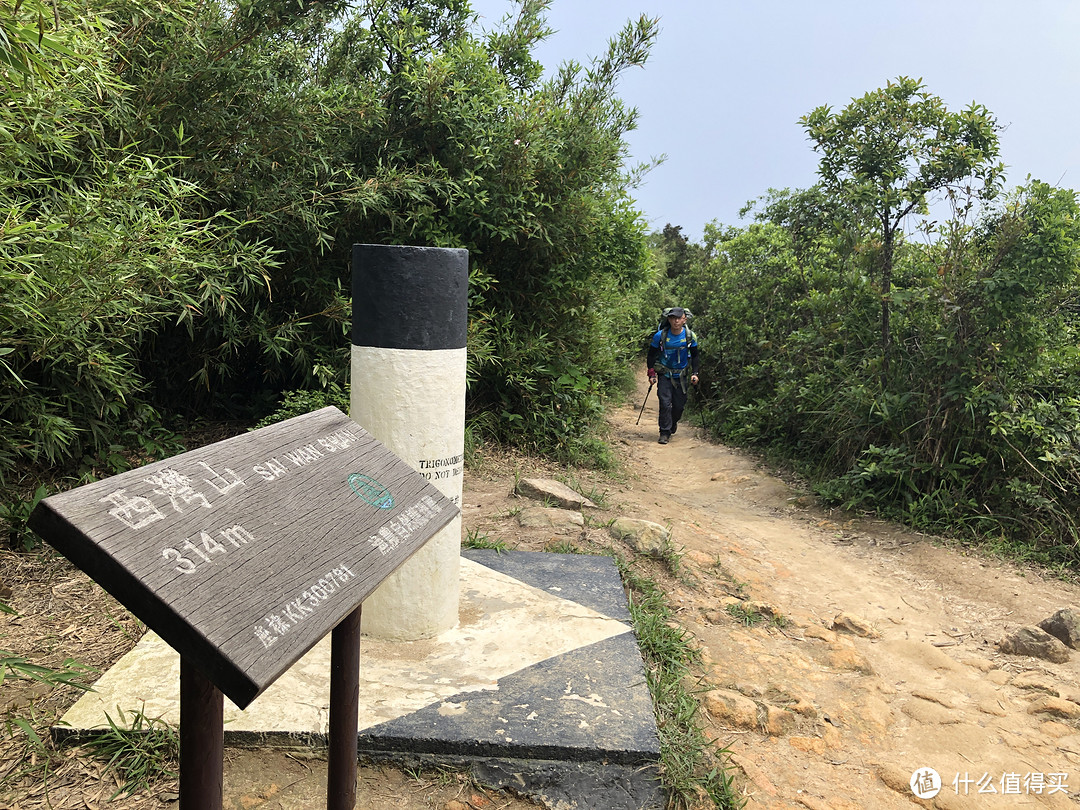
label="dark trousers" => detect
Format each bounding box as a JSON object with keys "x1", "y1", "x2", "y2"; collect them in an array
[{"x1": 656, "y1": 375, "x2": 687, "y2": 434}]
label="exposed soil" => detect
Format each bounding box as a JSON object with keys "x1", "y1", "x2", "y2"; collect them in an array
[{"x1": 5, "y1": 377, "x2": 1080, "y2": 809}]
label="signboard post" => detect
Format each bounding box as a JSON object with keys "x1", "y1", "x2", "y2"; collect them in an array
[
  {"x1": 327, "y1": 605, "x2": 363, "y2": 810},
  {"x1": 180, "y1": 659, "x2": 224, "y2": 808},
  {"x1": 28, "y1": 406, "x2": 457, "y2": 809}
]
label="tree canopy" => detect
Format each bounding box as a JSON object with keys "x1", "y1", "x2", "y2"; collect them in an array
[
  {"x1": 801, "y1": 76, "x2": 1003, "y2": 384},
  {"x1": 0, "y1": 0, "x2": 659, "y2": 492}
]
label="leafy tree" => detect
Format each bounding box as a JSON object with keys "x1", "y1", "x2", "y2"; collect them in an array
[
  {"x1": 1, "y1": 0, "x2": 659, "y2": 496},
  {"x1": 683, "y1": 179, "x2": 1080, "y2": 566},
  {"x1": 741, "y1": 186, "x2": 867, "y2": 272},
  {"x1": 825, "y1": 181, "x2": 1080, "y2": 555},
  {"x1": 0, "y1": 0, "x2": 81, "y2": 82},
  {"x1": 648, "y1": 223, "x2": 698, "y2": 279},
  {"x1": 801, "y1": 77, "x2": 1003, "y2": 385},
  {"x1": 0, "y1": 0, "x2": 280, "y2": 487}
]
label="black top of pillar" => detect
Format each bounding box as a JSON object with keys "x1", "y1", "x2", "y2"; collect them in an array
[{"x1": 352, "y1": 244, "x2": 468, "y2": 350}]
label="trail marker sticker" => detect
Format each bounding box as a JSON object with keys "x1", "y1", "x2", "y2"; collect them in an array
[
  {"x1": 28, "y1": 407, "x2": 457, "y2": 709},
  {"x1": 348, "y1": 473, "x2": 394, "y2": 509}
]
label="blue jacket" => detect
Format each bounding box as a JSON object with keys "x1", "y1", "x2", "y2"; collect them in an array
[{"x1": 647, "y1": 327, "x2": 699, "y2": 377}]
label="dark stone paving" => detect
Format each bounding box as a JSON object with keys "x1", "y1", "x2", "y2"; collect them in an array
[
  {"x1": 462, "y1": 549, "x2": 632, "y2": 621},
  {"x1": 358, "y1": 550, "x2": 664, "y2": 809}
]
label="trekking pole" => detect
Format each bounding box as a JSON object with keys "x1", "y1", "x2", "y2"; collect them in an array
[
  {"x1": 636, "y1": 380, "x2": 654, "y2": 425},
  {"x1": 692, "y1": 378, "x2": 708, "y2": 429}
]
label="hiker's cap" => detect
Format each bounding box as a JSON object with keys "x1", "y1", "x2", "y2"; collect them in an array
[{"x1": 667, "y1": 307, "x2": 687, "y2": 318}]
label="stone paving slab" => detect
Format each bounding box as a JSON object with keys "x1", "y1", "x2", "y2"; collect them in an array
[{"x1": 57, "y1": 551, "x2": 663, "y2": 809}]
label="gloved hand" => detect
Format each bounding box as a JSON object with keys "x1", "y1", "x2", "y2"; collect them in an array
[{"x1": 647, "y1": 368, "x2": 657, "y2": 383}]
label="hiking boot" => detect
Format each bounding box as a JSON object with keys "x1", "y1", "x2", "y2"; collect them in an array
[
  {"x1": 670, "y1": 423, "x2": 678, "y2": 435},
  {"x1": 658, "y1": 433, "x2": 670, "y2": 444}
]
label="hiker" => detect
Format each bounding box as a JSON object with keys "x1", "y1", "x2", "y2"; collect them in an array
[{"x1": 646, "y1": 307, "x2": 700, "y2": 444}]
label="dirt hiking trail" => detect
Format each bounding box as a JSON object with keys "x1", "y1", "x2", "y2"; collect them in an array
[{"x1": 581, "y1": 378, "x2": 1080, "y2": 809}]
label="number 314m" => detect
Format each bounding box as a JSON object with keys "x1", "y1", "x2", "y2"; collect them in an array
[{"x1": 161, "y1": 525, "x2": 256, "y2": 574}]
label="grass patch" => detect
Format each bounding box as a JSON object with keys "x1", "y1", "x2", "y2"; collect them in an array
[
  {"x1": 656, "y1": 534, "x2": 683, "y2": 579},
  {"x1": 584, "y1": 514, "x2": 616, "y2": 529},
  {"x1": 725, "y1": 602, "x2": 763, "y2": 627},
  {"x1": 725, "y1": 601, "x2": 788, "y2": 630},
  {"x1": 544, "y1": 539, "x2": 582, "y2": 554},
  {"x1": 78, "y1": 706, "x2": 179, "y2": 799},
  {"x1": 403, "y1": 761, "x2": 464, "y2": 787},
  {"x1": 560, "y1": 472, "x2": 612, "y2": 508},
  {"x1": 711, "y1": 558, "x2": 749, "y2": 598},
  {"x1": 462, "y1": 528, "x2": 509, "y2": 552},
  {"x1": 610, "y1": 552, "x2": 744, "y2": 809}
]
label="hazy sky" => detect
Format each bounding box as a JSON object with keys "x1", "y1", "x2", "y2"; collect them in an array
[{"x1": 468, "y1": 1, "x2": 1080, "y2": 241}]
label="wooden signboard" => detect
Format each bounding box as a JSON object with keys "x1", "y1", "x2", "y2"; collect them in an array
[{"x1": 28, "y1": 407, "x2": 457, "y2": 710}]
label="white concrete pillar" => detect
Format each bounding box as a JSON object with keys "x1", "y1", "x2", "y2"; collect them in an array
[{"x1": 350, "y1": 244, "x2": 468, "y2": 640}]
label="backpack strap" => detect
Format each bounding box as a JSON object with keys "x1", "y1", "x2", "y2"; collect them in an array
[{"x1": 661, "y1": 327, "x2": 695, "y2": 352}]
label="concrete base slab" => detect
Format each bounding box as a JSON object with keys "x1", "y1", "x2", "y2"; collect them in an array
[{"x1": 57, "y1": 551, "x2": 663, "y2": 809}]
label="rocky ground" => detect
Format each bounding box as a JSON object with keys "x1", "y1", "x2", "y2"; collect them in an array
[
  {"x1": 5, "y1": 378, "x2": 1080, "y2": 809},
  {"x1": 583, "y1": 380, "x2": 1080, "y2": 809}
]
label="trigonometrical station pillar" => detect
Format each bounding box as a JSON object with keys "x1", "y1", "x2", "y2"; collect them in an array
[{"x1": 350, "y1": 244, "x2": 468, "y2": 640}]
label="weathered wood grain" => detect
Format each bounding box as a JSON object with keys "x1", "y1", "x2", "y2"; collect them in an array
[{"x1": 28, "y1": 407, "x2": 457, "y2": 708}]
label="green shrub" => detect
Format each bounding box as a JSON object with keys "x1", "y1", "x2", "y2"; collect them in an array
[
  {"x1": 253, "y1": 386, "x2": 351, "y2": 429},
  {"x1": 679, "y1": 181, "x2": 1080, "y2": 568}
]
